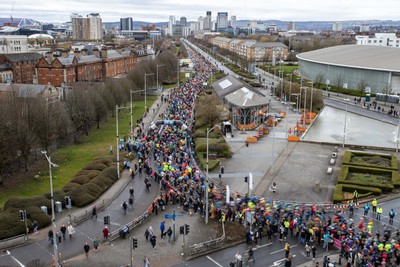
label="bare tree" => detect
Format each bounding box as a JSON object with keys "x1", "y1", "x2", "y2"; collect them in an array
[
  {"x1": 65, "y1": 87, "x2": 96, "y2": 142},
  {"x1": 357, "y1": 79, "x2": 368, "y2": 95},
  {"x1": 196, "y1": 94, "x2": 224, "y2": 127},
  {"x1": 334, "y1": 73, "x2": 345, "y2": 90},
  {"x1": 314, "y1": 73, "x2": 325, "y2": 88}
]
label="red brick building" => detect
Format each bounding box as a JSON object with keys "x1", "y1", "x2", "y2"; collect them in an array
[
  {"x1": 0, "y1": 53, "x2": 43, "y2": 84},
  {"x1": 36, "y1": 48, "x2": 137, "y2": 86}
]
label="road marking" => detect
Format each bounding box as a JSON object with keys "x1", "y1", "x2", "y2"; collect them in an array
[
  {"x1": 270, "y1": 255, "x2": 296, "y2": 267},
  {"x1": 206, "y1": 256, "x2": 223, "y2": 267},
  {"x1": 254, "y1": 242, "x2": 273, "y2": 250},
  {"x1": 270, "y1": 244, "x2": 297, "y2": 254}
]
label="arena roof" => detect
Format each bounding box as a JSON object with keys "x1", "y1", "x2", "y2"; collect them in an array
[{"x1": 297, "y1": 45, "x2": 400, "y2": 72}]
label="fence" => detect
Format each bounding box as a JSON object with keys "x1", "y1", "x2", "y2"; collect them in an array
[
  {"x1": 0, "y1": 234, "x2": 26, "y2": 250},
  {"x1": 187, "y1": 220, "x2": 225, "y2": 257}
]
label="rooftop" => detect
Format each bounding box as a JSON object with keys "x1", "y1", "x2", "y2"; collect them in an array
[{"x1": 297, "y1": 45, "x2": 400, "y2": 72}]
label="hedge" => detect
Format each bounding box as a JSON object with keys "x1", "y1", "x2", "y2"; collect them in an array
[
  {"x1": 338, "y1": 165, "x2": 399, "y2": 192},
  {"x1": 0, "y1": 158, "x2": 120, "y2": 239},
  {"x1": 333, "y1": 184, "x2": 381, "y2": 203},
  {"x1": 342, "y1": 151, "x2": 398, "y2": 170}
]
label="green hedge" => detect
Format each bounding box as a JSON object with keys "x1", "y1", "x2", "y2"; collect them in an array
[
  {"x1": 333, "y1": 184, "x2": 381, "y2": 203},
  {"x1": 342, "y1": 151, "x2": 398, "y2": 170},
  {"x1": 0, "y1": 157, "x2": 120, "y2": 239},
  {"x1": 338, "y1": 165, "x2": 398, "y2": 192}
]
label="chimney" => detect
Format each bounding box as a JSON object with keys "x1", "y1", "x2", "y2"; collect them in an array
[
  {"x1": 93, "y1": 48, "x2": 100, "y2": 58},
  {"x1": 101, "y1": 47, "x2": 108, "y2": 58},
  {"x1": 45, "y1": 51, "x2": 53, "y2": 64},
  {"x1": 74, "y1": 48, "x2": 81, "y2": 60},
  {"x1": 81, "y1": 48, "x2": 88, "y2": 56},
  {"x1": 61, "y1": 50, "x2": 69, "y2": 58}
]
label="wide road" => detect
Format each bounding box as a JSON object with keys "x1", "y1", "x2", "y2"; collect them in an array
[{"x1": 171, "y1": 197, "x2": 400, "y2": 267}]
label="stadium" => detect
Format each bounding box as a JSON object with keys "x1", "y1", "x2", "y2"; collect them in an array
[{"x1": 297, "y1": 45, "x2": 400, "y2": 94}]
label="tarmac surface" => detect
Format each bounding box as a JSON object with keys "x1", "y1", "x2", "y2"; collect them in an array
[{"x1": 3, "y1": 41, "x2": 400, "y2": 267}]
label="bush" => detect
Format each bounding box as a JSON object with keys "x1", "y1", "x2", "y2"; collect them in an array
[
  {"x1": 83, "y1": 162, "x2": 109, "y2": 171},
  {"x1": 69, "y1": 183, "x2": 103, "y2": 207},
  {"x1": 4, "y1": 196, "x2": 50, "y2": 210},
  {"x1": 63, "y1": 182, "x2": 81, "y2": 190},
  {"x1": 342, "y1": 151, "x2": 398, "y2": 170},
  {"x1": 333, "y1": 184, "x2": 381, "y2": 203},
  {"x1": 0, "y1": 211, "x2": 26, "y2": 239}
]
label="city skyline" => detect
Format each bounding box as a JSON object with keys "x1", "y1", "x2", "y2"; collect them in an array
[{"x1": 0, "y1": 0, "x2": 399, "y2": 24}]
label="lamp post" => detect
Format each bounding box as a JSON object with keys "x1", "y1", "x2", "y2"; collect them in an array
[
  {"x1": 156, "y1": 64, "x2": 165, "y2": 91},
  {"x1": 206, "y1": 125, "x2": 220, "y2": 224},
  {"x1": 278, "y1": 70, "x2": 283, "y2": 101},
  {"x1": 397, "y1": 118, "x2": 400, "y2": 153},
  {"x1": 287, "y1": 74, "x2": 293, "y2": 105},
  {"x1": 342, "y1": 98, "x2": 350, "y2": 148},
  {"x1": 144, "y1": 73, "x2": 155, "y2": 109},
  {"x1": 116, "y1": 105, "x2": 130, "y2": 179},
  {"x1": 308, "y1": 81, "x2": 314, "y2": 123},
  {"x1": 303, "y1": 87, "x2": 307, "y2": 127},
  {"x1": 41, "y1": 151, "x2": 59, "y2": 267},
  {"x1": 129, "y1": 89, "x2": 145, "y2": 134}
]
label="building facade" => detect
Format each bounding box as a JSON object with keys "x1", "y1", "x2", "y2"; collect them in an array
[
  {"x1": 0, "y1": 52, "x2": 43, "y2": 83},
  {"x1": 0, "y1": 35, "x2": 29, "y2": 54},
  {"x1": 204, "y1": 11, "x2": 212, "y2": 31},
  {"x1": 36, "y1": 48, "x2": 137, "y2": 86},
  {"x1": 216, "y1": 12, "x2": 228, "y2": 30},
  {"x1": 72, "y1": 13, "x2": 103, "y2": 40},
  {"x1": 355, "y1": 33, "x2": 400, "y2": 48},
  {"x1": 120, "y1": 17, "x2": 133, "y2": 31}
]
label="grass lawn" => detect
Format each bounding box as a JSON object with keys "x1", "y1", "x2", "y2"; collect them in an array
[{"x1": 0, "y1": 97, "x2": 155, "y2": 208}]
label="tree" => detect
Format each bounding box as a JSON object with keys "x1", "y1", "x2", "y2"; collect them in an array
[
  {"x1": 334, "y1": 73, "x2": 345, "y2": 90},
  {"x1": 314, "y1": 73, "x2": 325, "y2": 88},
  {"x1": 357, "y1": 79, "x2": 368, "y2": 95},
  {"x1": 196, "y1": 94, "x2": 224, "y2": 128},
  {"x1": 65, "y1": 87, "x2": 95, "y2": 142}
]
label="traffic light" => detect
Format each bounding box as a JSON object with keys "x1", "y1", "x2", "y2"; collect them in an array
[
  {"x1": 19, "y1": 210, "x2": 25, "y2": 221},
  {"x1": 132, "y1": 238, "x2": 138, "y2": 249},
  {"x1": 244, "y1": 176, "x2": 248, "y2": 183},
  {"x1": 180, "y1": 226, "x2": 184, "y2": 234},
  {"x1": 104, "y1": 215, "x2": 110, "y2": 225},
  {"x1": 220, "y1": 166, "x2": 224, "y2": 174},
  {"x1": 185, "y1": 224, "x2": 190, "y2": 235},
  {"x1": 64, "y1": 196, "x2": 71, "y2": 208}
]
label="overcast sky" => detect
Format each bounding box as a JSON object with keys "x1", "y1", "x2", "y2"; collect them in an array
[{"x1": 0, "y1": 0, "x2": 399, "y2": 23}]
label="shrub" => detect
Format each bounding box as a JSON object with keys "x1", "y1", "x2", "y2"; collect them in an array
[
  {"x1": 333, "y1": 184, "x2": 381, "y2": 203},
  {"x1": 70, "y1": 174, "x2": 92, "y2": 185},
  {"x1": 342, "y1": 151, "x2": 398, "y2": 170},
  {"x1": 83, "y1": 162, "x2": 109, "y2": 171},
  {"x1": 90, "y1": 174, "x2": 115, "y2": 189},
  {"x1": 63, "y1": 182, "x2": 81, "y2": 190},
  {"x1": 4, "y1": 196, "x2": 50, "y2": 210},
  {"x1": 69, "y1": 183, "x2": 103, "y2": 207},
  {"x1": 101, "y1": 167, "x2": 118, "y2": 180},
  {"x1": 0, "y1": 211, "x2": 26, "y2": 239}
]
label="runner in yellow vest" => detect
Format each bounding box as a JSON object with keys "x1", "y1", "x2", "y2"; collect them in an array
[
  {"x1": 353, "y1": 190, "x2": 359, "y2": 204},
  {"x1": 372, "y1": 198, "x2": 377, "y2": 213},
  {"x1": 376, "y1": 206, "x2": 383, "y2": 220}
]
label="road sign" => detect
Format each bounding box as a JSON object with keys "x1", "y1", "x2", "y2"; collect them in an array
[{"x1": 164, "y1": 214, "x2": 184, "y2": 220}]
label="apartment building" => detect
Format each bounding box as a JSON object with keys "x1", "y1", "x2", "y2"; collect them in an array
[
  {"x1": 355, "y1": 33, "x2": 400, "y2": 48},
  {"x1": 0, "y1": 35, "x2": 29, "y2": 54},
  {"x1": 72, "y1": 13, "x2": 103, "y2": 40},
  {"x1": 211, "y1": 37, "x2": 288, "y2": 61}
]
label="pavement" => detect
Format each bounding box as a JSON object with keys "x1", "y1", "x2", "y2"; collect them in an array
[{"x1": 3, "y1": 41, "x2": 400, "y2": 267}]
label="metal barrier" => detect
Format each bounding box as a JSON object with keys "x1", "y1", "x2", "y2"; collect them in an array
[
  {"x1": 72, "y1": 198, "x2": 110, "y2": 225},
  {"x1": 0, "y1": 234, "x2": 26, "y2": 250},
  {"x1": 109, "y1": 210, "x2": 150, "y2": 242},
  {"x1": 188, "y1": 220, "x2": 225, "y2": 257}
]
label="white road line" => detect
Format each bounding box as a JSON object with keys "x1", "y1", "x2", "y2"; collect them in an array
[
  {"x1": 254, "y1": 242, "x2": 273, "y2": 250},
  {"x1": 270, "y1": 244, "x2": 297, "y2": 254},
  {"x1": 206, "y1": 256, "x2": 223, "y2": 267},
  {"x1": 270, "y1": 255, "x2": 296, "y2": 267}
]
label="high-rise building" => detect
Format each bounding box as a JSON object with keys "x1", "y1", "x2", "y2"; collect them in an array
[
  {"x1": 230, "y1": 15, "x2": 236, "y2": 29},
  {"x1": 72, "y1": 13, "x2": 103, "y2": 40},
  {"x1": 198, "y1": 16, "x2": 205, "y2": 31},
  {"x1": 204, "y1": 11, "x2": 212, "y2": 30},
  {"x1": 180, "y1": 17, "x2": 187, "y2": 27},
  {"x1": 332, "y1": 22, "x2": 342, "y2": 32},
  {"x1": 120, "y1": 17, "x2": 133, "y2": 31},
  {"x1": 287, "y1": 21, "x2": 295, "y2": 31},
  {"x1": 216, "y1": 12, "x2": 228, "y2": 30},
  {"x1": 168, "y1": 15, "x2": 175, "y2": 36}
]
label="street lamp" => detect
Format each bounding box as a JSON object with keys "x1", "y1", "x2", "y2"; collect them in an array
[
  {"x1": 144, "y1": 73, "x2": 155, "y2": 109},
  {"x1": 206, "y1": 125, "x2": 220, "y2": 224},
  {"x1": 41, "y1": 151, "x2": 59, "y2": 267},
  {"x1": 397, "y1": 118, "x2": 400, "y2": 153},
  {"x1": 278, "y1": 70, "x2": 283, "y2": 100},
  {"x1": 116, "y1": 105, "x2": 130, "y2": 179},
  {"x1": 287, "y1": 74, "x2": 293, "y2": 105},
  {"x1": 303, "y1": 87, "x2": 307, "y2": 127},
  {"x1": 342, "y1": 98, "x2": 350, "y2": 148},
  {"x1": 129, "y1": 89, "x2": 145, "y2": 134},
  {"x1": 308, "y1": 81, "x2": 314, "y2": 123},
  {"x1": 156, "y1": 64, "x2": 165, "y2": 91}
]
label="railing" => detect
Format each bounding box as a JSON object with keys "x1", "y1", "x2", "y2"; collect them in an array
[
  {"x1": 109, "y1": 210, "x2": 151, "y2": 242},
  {"x1": 0, "y1": 234, "x2": 26, "y2": 250},
  {"x1": 72, "y1": 198, "x2": 111, "y2": 225},
  {"x1": 188, "y1": 220, "x2": 225, "y2": 257}
]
